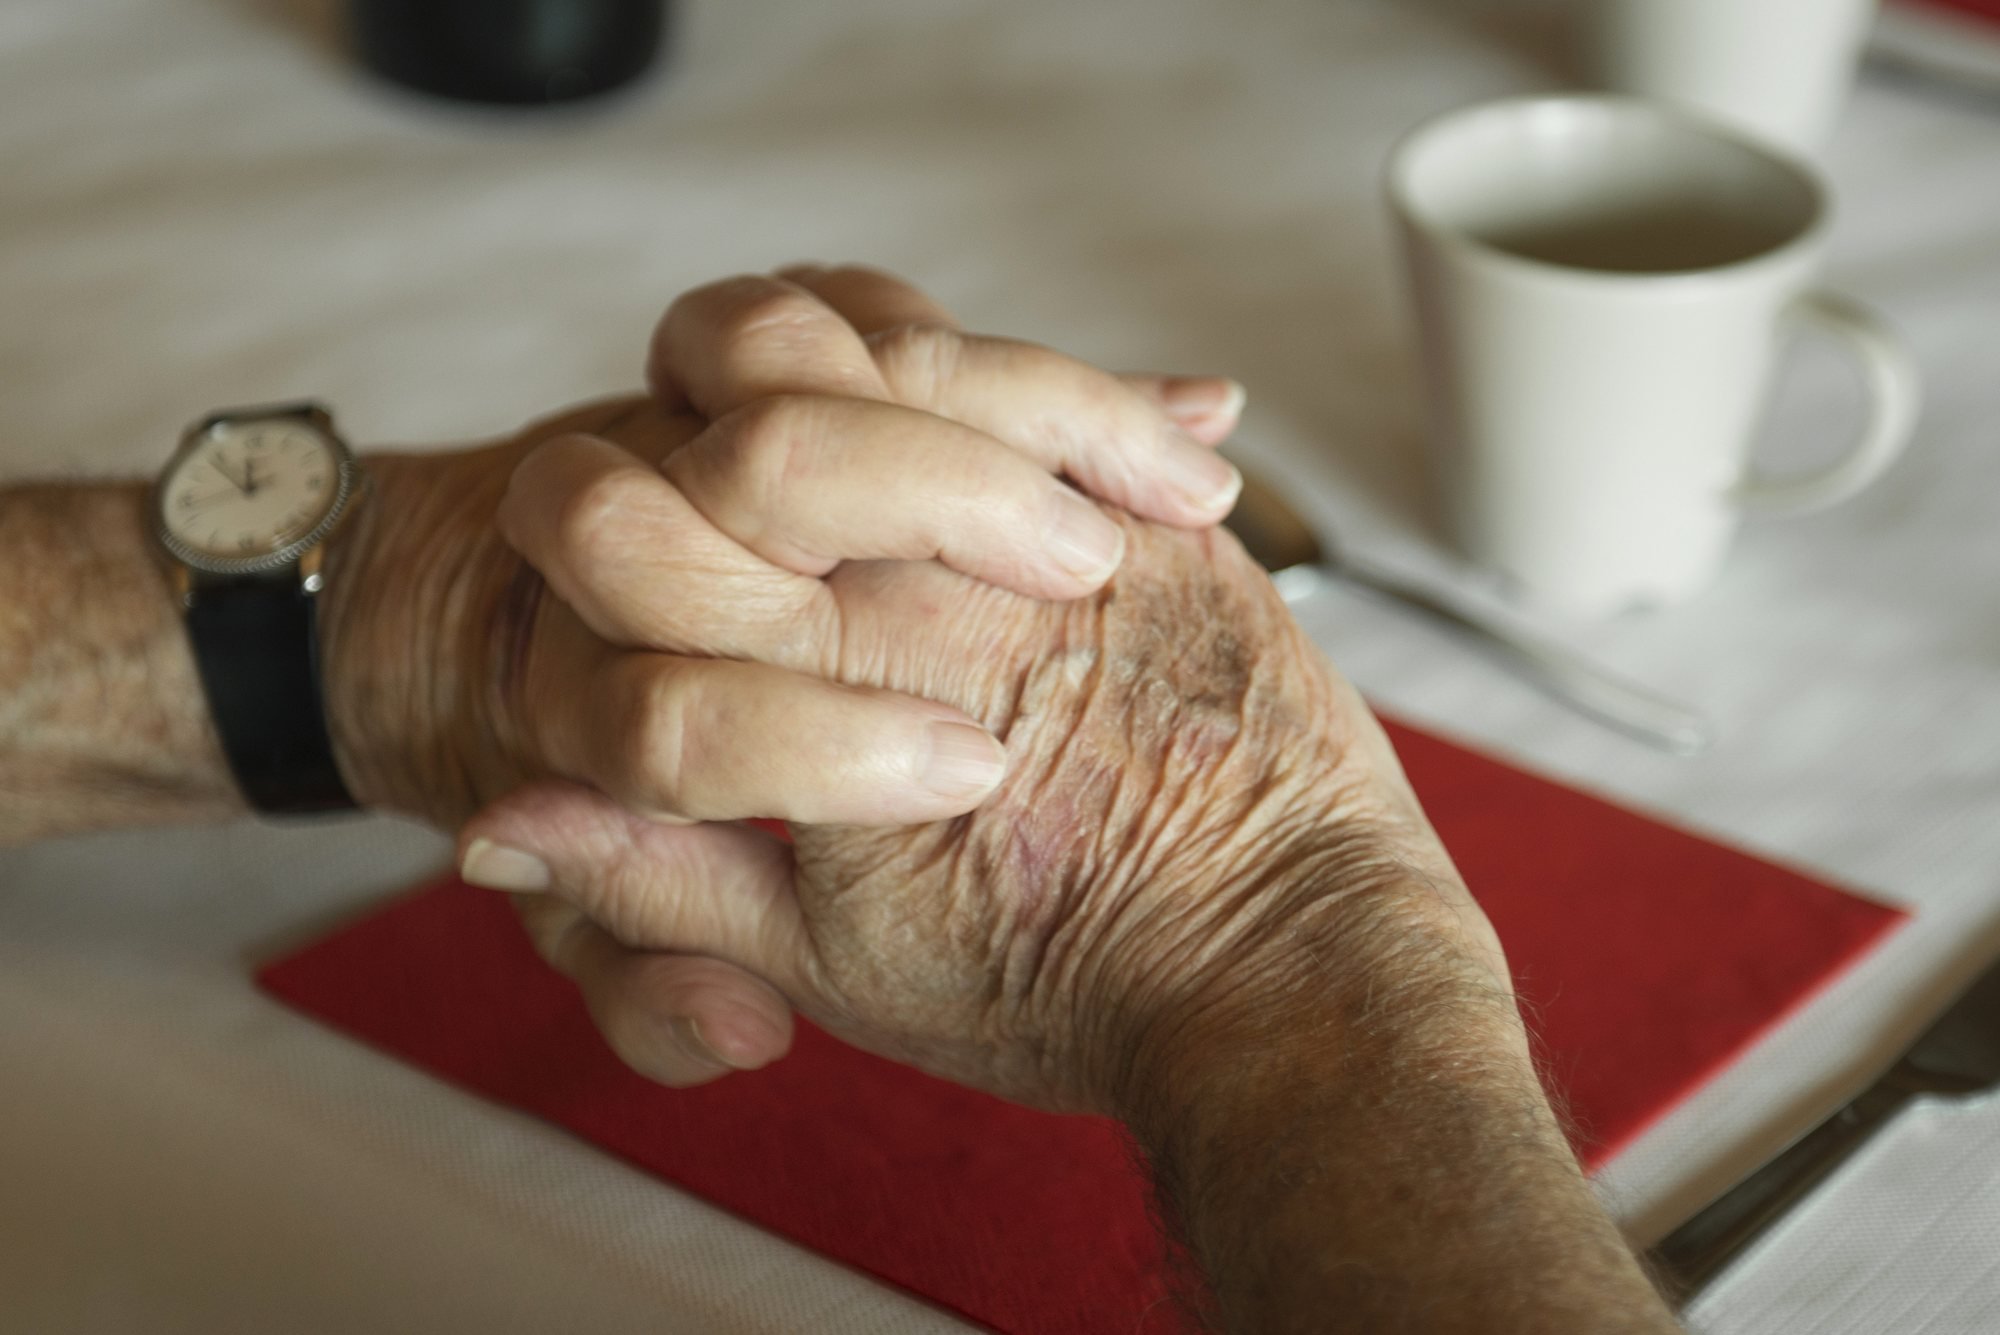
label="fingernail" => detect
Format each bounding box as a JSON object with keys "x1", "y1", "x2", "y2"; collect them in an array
[
  {"x1": 1047, "y1": 492, "x2": 1126, "y2": 584},
  {"x1": 921, "y1": 721, "x2": 1008, "y2": 801},
  {"x1": 459, "y1": 838, "x2": 551, "y2": 893},
  {"x1": 1158, "y1": 376, "x2": 1246, "y2": 427},
  {"x1": 668, "y1": 1016, "x2": 732, "y2": 1070},
  {"x1": 1159, "y1": 437, "x2": 1244, "y2": 515}
]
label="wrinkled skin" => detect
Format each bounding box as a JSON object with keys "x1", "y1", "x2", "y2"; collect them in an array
[
  {"x1": 363, "y1": 398, "x2": 1499, "y2": 1115},
  {"x1": 784, "y1": 522, "x2": 1456, "y2": 1109}
]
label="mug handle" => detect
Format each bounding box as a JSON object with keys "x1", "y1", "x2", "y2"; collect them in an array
[{"x1": 1729, "y1": 291, "x2": 1921, "y2": 516}]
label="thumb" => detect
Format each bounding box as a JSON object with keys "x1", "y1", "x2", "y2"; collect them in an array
[
  {"x1": 457, "y1": 780, "x2": 812, "y2": 1002},
  {"x1": 517, "y1": 895, "x2": 797, "y2": 1086}
]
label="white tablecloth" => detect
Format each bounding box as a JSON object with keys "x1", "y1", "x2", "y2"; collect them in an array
[{"x1": 3, "y1": 1, "x2": 1997, "y2": 1329}]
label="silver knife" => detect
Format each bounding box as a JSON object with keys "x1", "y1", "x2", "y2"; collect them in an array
[
  {"x1": 1648, "y1": 950, "x2": 2000, "y2": 1302},
  {"x1": 1218, "y1": 462, "x2": 1713, "y2": 755}
]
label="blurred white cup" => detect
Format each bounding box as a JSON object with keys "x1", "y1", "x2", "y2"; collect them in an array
[
  {"x1": 1585, "y1": 0, "x2": 1880, "y2": 154},
  {"x1": 1388, "y1": 95, "x2": 1919, "y2": 614}
]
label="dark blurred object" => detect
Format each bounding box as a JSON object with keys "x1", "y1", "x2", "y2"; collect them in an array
[{"x1": 351, "y1": 0, "x2": 668, "y2": 105}]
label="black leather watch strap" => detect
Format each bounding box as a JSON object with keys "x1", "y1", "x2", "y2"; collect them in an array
[{"x1": 185, "y1": 575, "x2": 356, "y2": 813}]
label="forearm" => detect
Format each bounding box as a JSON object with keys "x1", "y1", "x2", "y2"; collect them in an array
[
  {"x1": 1124, "y1": 879, "x2": 1680, "y2": 1334},
  {"x1": 0, "y1": 400, "x2": 671, "y2": 849},
  {"x1": 0, "y1": 482, "x2": 240, "y2": 844},
  {"x1": 0, "y1": 453, "x2": 516, "y2": 846}
]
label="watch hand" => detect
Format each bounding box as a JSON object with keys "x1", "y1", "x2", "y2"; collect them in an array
[{"x1": 209, "y1": 455, "x2": 251, "y2": 495}]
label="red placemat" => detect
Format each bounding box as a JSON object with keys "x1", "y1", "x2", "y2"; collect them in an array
[{"x1": 260, "y1": 717, "x2": 1904, "y2": 1334}]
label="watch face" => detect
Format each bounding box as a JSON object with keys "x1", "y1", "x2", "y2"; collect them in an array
[{"x1": 159, "y1": 416, "x2": 351, "y2": 570}]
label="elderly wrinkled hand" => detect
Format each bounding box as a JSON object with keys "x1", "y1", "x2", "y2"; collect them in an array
[
  {"x1": 325, "y1": 265, "x2": 1245, "y2": 828},
  {"x1": 320, "y1": 264, "x2": 1258, "y2": 1084},
  {"x1": 458, "y1": 409, "x2": 1506, "y2": 1114}
]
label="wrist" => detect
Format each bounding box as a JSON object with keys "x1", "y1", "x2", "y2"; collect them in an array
[
  {"x1": 1107, "y1": 836, "x2": 1524, "y2": 1138},
  {"x1": 318, "y1": 447, "x2": 527, "y2": 826},
  {"x1": 1104, "y1": 847, "x2": 1674, "y2": 1333}
]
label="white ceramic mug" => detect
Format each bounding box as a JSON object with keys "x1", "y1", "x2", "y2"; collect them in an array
[
  {"x1": 1387, "y1": 95, "x2": 1919, "y2": 614},
  {"x1": 1585, "y1": 0, "x2": 1879, "y2": 154}
]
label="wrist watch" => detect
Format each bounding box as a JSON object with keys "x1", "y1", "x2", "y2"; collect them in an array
[{"x1": 154, "y1": 402, "x2": 363, "y2": 813}]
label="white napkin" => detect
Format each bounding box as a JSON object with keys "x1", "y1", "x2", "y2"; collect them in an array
[{"x1": 1688, "y1": 1091, "x2": 2000, "y2": 1334}]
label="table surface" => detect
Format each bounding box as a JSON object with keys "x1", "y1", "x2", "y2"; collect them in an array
[{"x1": 3, "y1": 1, "x2": 1997, "y2": 1330}]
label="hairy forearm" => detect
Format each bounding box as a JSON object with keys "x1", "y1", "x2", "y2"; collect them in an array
[
  {"x1": 0, "y1": 458, "x2": 521, "y2": 846},
  {"x1": 0, "y1": 402, "x2": 662, "y2": 849},
  {"x1": 0, "y1": 482, "x2": 241, "y2": 843},
  {"x1": 1125, "y1": 882, "x2": 1680, "y2": 1334}
]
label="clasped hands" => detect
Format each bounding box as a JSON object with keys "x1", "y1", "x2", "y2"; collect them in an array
[{"x1": 323, "y1": 264, "x2": 1505, "y2": 1118}]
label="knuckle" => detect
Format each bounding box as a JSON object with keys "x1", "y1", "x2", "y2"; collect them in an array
[
  {"x1": 694, "y1": 277, "x2": 826, "y2": 349},
  {"x1": 550, "y1": 461, "x2": 655, "y2": 568},
  {"x1": 1002, "y1": 338, "x2": 1103, "y2": 413},
  {"x1": 499, "y1": 434, "x2": 589, "y2": 542},
  {"x1": 621, "y1": 667, "x2": 699, "y2": 814},
  {"x1": 559, "y1": 826, "x2": 693, "y2": 953},
  {"x1": 714, "y1": 395, "x2": 825, "y2": 497},
  {"x1": 595, "y1": 847, "x2": 684, "y2": 948},
  {"x1": 869, "y1": 319, "x2": 959, "y2": 364},
  {"x1": 867, "y1": 321, "x2": 963, "y2": 403}
]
